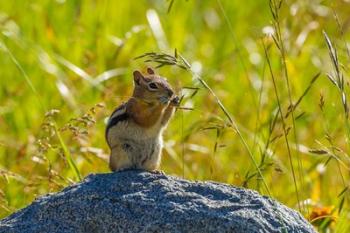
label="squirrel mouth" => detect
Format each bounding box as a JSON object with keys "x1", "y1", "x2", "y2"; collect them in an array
[{"x1": 159, "y1": 96, "x2": 170, "y2": 104}]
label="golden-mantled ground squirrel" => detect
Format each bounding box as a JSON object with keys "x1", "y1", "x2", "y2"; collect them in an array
[{"x1": 105, "y1": 68, "x2": 179, "y2": 171}]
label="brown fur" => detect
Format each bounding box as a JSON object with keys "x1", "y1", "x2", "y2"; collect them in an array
[
  {"x1": 106, "y1": 68, "x2": 179, "y2": 172},
  {"x1": 126, "y1": 98, "x2": 165, "y2": 128}
]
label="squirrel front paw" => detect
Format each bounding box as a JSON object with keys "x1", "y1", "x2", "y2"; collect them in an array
[{"x1": 170, "y1": 96, "x2": 180, "y2": 106}]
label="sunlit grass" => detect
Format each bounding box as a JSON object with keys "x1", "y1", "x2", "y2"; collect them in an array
[{"x1": 0, "y1": 0, "x2": 350, "y2": 232}]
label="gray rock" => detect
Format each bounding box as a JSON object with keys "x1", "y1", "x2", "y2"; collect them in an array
[{"x1": 0, "y1": 170, "x2": 315, "y2": 233}]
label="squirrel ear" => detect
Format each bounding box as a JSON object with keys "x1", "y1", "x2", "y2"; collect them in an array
[
  {"x1": 133, "y1": 70, "x2": 144, "y2": 85},
  {"x1": 147, "y1": 67, "x2": 155, "y2": 75}
]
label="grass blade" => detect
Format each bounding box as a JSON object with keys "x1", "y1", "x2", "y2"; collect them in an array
[{"x1": 54, "y1": 123, "x2": 82, "y2": 181}]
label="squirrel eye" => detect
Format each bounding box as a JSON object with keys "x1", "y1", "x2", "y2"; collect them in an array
[{"x1": 148, "y1": 82, "x2": 158, "y2": 90}]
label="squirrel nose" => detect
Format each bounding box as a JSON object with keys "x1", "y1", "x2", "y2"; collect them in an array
[{"x1": 167, "y1": 89, "x2": 174, "y2": 97}]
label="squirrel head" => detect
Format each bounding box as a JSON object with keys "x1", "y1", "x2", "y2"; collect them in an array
[{"x1": 132, "y1": 68, "x2": 175, "y2": 105}]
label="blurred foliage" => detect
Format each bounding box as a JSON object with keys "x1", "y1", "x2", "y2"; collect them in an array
[{"x1": 0, "y1": 0, "x2": 350, "y2": 231}]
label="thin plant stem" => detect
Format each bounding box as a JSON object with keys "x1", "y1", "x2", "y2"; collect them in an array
[{"x1": 262, "y1": 41, "x2": 301, "y2": 211}]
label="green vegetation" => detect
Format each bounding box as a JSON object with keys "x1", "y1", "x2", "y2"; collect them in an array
[{"x1": 0, "y1": 0, "x2": 349, "y2": 231}]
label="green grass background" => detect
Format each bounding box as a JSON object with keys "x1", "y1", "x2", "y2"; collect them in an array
[{"x1": 1, "y1": 0, "x2": 350, "y2": 231}]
